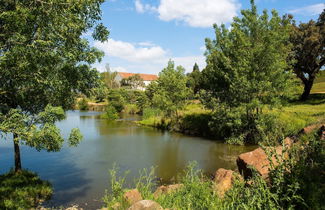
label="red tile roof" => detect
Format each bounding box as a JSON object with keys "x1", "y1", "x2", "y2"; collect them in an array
[{"x1": 117, "y1": 72, "x2": 158, "y2": 81}]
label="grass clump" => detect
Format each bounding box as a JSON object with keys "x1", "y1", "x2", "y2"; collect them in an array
[{"x1": 0, "y1": 170, "x2": 52, "y2": 209}]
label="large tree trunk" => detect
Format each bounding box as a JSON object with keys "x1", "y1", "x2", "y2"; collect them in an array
[
  {"x1": 13, "y1": 133, "x2": 22, "y2": 173},
  {"x1": 301, "y1": 78, "x2": 314, "y2": 101}
]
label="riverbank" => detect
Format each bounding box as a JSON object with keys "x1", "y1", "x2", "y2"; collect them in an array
[
  {"x1": 103, "y1": 125, "x2": 325, "y2": 209},
  {"x1": 138, "y1": 94, "x2": 325, "y2": 144}
]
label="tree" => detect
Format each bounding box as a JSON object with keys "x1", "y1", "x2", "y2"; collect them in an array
[
  {"x1": 0, "y1": 0, "x2": 109, "y2": 172},
  {"x1": 201, "y1": 0, "x2": 295, "y2": 143},
  {"x1": 101, "y1": 64, "x2": 120, "y2": 89},
  {"x1": 149, "y1": 60, "x2": 191, "y2": 119},
  {"x1": 202, "y1": 0, "x2": 294, "y2": 111},
  {"x1": 122, "y1": 74, "x2": 145, "y2": 89},
  {"x1": 290, "y1": 9, "x2": 325, "y2": 100},
  {"x1": 187, "y1": 63, "x2": 201, "y2": 95}
]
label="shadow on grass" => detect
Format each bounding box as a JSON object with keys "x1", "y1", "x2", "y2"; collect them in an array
[
  {"x1": 0, "y1": 170, "x2": 52, "y2": 209},
  {"x1": 290, "y1": 93, "x2": 325, "y2": 105}
]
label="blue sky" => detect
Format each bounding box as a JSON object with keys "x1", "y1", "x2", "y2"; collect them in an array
[{"x1": 88, "y1": 0, "x2": 325, "y2": 74}]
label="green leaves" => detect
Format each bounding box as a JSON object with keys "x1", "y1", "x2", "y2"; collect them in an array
[
  {"x1": 148, "y1": 60, "x2": 191, "y2": 118},
  {"x1": 68, "y1": 128, "x2": 83, "y2": 147}
]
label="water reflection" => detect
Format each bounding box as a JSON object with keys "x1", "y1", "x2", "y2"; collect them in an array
[{"x1": 0, "y1": 111, "x2": 256, "y2": 208}]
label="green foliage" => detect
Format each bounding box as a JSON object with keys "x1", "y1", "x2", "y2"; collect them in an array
[
  {"x1": 102, "y1": 105, "x2": 119, "y2": 120},
  {"x1": 123, "y1": 104, "x2": 140, "y2": 114},
  {"x1": 101, "y1": 64, "x2": 120, "y2": 89},
  {"x1": 0, "y1": 170, "x2": 52, "y2": 209},
  {"x1": 121, "y1": 74, "x2": 145, "y2": 89},
  {"x1": 107, "y1": 89, "x2": 126, "y2": 113},
  {"x1": 0, "y1": 0, "x2": 107, "y2": 170},
  {"x1": 186, "y1": 63, "x2": 202, "y2": 95},
  {"x1": 201, "y1": 1, "x2": 296, "y2": 144},
  {"x1": 290, "y1": 10, "x2": 325, "y2": 100},
  {"x1": 0, "y1": 105, "x2": 83, "y2": 152},
  {"x1": 142, "y1": 108, "x2": 162, "y2": 120},
  {"x1": 147, "y1": 60, "x2": 192, "y2": 118},
  {"x1": 78, "y1": 98, "x2": 89, "y2": 111},
  {"x1": 91, "y1": 81, "x2": 109, "y2": 102}
]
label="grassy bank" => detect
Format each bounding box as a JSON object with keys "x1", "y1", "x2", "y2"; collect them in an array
[
  {"x1": 138, "y1": 94, "x2": 325, "y2": 142},
  {"x1": 0, "y1": 170, "x2": 52, "y2": 209}
]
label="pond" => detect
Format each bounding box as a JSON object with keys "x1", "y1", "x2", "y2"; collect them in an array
[{"x1": 0, "y1": 111, "x2": 256, "y2": 208}]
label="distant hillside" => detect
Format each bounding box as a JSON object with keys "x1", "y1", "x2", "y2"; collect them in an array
[{"x1": 312, "y1": 70, "x2": 325, "y2": 93}]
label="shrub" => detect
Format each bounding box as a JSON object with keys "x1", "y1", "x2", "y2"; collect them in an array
[
  {"x1": 102, "y1": 105, "x2": 119, "y2": 120},
  {"x1": 142, "y1": 108, "x2": 162, "y2": 120},
  {"x1": 77, "y1": 98, "x2": 89, "y2": 110},
  {"x1": 107, "y1": 89, "x2": 125, "y2": 113},
  {"x1": 123, "y1": 104, "x2": 140, "y2": 114}
]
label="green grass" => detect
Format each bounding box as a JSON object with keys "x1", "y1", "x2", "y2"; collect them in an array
[
  {"x1": 0, "y1": 170, "x2": 52, "y2": 209},
  {"x1": 311, "y1": 71, "x2": 325, "y2": 93}
]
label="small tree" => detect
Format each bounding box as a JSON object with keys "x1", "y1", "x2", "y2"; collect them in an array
[
  {"x1": 290, "y1": 9, "x2": 325, "y2": 100},
  {"x1": 102, "y1": 64, "x2": 120, "y2": 89},
  {"x1": 0, "y1": 0, "x2": 108, "y2": 172},
  {"x1": 150, "y1": 60, "x2": 191, "y2": 119},
  {"x1": 187, "y1": 63, "x2": 201, "y2": 95}
]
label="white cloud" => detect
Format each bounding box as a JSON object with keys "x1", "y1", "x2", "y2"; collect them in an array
[
  {"x1": 94, "y1": 39, "x2": 167, "y2": 63},
  {"x1": 289, "y1": 3, "x2": 325, "y2": 16},
  {"x1": 135, "y1": 0, "x2": 156, "y2": 13},
  {"x1": 135, "y1": 0, "x2": 240, "y2": 27},
  {"x1": 93, "y1": 38, "x2": 206, "y2": 74}
]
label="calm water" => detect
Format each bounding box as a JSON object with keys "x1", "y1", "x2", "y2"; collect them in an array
[{"x1": 0, "y1": 111, "x2": 255, "y2": 208}]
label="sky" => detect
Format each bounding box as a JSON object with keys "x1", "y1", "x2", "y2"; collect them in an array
[{"x1": 88, "y1": 0, "x2": 325, "y2": 75}]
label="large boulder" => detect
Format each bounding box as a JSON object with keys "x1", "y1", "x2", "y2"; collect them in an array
[
  {"x1": 153, "y1": 184, "x2": 183, "y2": 198},
  {"x1": 128, "y1": 200, "x2": 163, "y2": 210},
  {"x1": 236, "y1": 146, "x2": 285, "y2": 179},
  {"x1": 213, "y1": 168, "x2": 236, "y2": 198},
  {"x1": 123, "y1": 189, "x2": 143, "y2": 205}
]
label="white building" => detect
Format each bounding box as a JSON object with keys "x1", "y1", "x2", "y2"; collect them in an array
[{"x1": 115, "y1": 72, "x2": 158, "y2": 90}]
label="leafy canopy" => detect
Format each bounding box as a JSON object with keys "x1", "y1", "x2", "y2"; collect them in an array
[
  {"x1": 149, "y1": 60, "x2": 191, "y2": 117},
  {"x1": 0, "y1": 0, "x2": 108, "y2": 169},
  {"x1": 201, "y1": 0, "x2": 295, "y2": 112},
  {"x1": 290, "y1": 9, "x2": 325, "y2": 100}
]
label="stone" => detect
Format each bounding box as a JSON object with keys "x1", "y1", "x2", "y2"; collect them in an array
[
  {"x1": 283, "y1": 137, "x2": 294, "y2": 148},
  {"x1": 128, "y1": 200, "x2": 163, "y2": 210},
  {"x1": 213, "y1": 168, "x2": 235, "y2": 198},
  {"x1": 236, "y1": 146, "x2": 285, "y2": 180},
  {"x1": 123, "y1": 189, "x2": 143, "y2": 205},
  {"x1": 153, "y1": 184, "x2": 183, "y2": 198},
  {"x1": 300, "y1": 124, "x2": 319, "y2": 135}
]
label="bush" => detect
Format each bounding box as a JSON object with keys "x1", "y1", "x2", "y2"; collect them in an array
[
  {"x1": 142, "y1": 108, "x2": 162, "y2": 120},
  {"x1": 102, "y1": 105, "x2": 119, "y2": 120},
  {"x1": 77, "y1": 98, "x2": 89, "y2": 110},
  {"x1": 107, "y1": 89, "x2": 125, "y2": 113},
  {"x1": 123, "y1": 104, "x2": 140, "y2": 114},
  {"x1": 0, "y1": 170, "x2": 52, "y2": 209}
]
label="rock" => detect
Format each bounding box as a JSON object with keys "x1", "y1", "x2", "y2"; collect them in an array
[
  {"x1": 128, "y1": 200, "x2": 163, "y2": 210},
  {"x1": 123, "y1": 189, "x2": 143, "y2": 205},
  {"x1": 300, "y1": 124, "x2": 320, "y2": 135},
  {"x1": 236, "y1": 146, "x2": 285, "y2": 180},
  {"x1": 283, "y1": 137, "x2": 294, "y2": 148},
  {"x1": 213, "y1": 168, "x2": 235, "y2": 198},
  {"x1": 153, "y1": 184, "x2": 183, "y2": 198}
]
